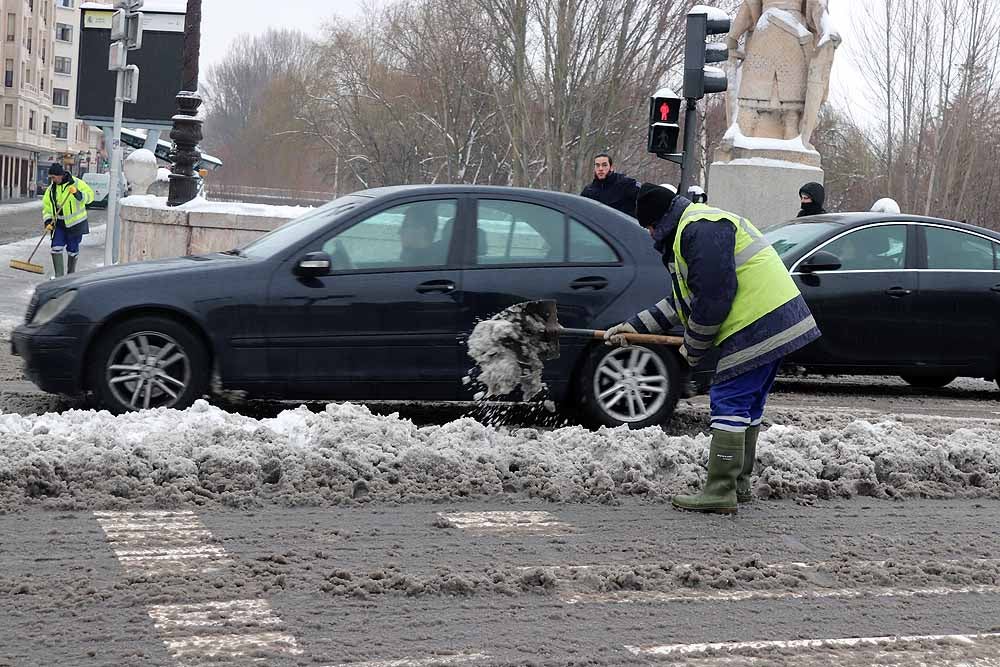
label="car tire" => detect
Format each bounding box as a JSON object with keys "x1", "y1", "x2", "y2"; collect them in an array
[
  {"x1": 900, "y1": 375, "x2": 957, "y2": 389},
  {"x1": 578, "y1": 343, "x2": 680, "y2": 429},
  {"x1": 89, "y1": 316, "x2": 210, "y2": 414}
]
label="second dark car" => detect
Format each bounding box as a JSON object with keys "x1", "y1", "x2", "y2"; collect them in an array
[{"x1": 765, "y1": 213, "x2": 1000, "y2": 388}]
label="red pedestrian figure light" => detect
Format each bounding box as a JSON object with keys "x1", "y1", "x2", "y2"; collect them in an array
[{"x1": 659, "y1": 101, "x2": 670, "y2": 121}]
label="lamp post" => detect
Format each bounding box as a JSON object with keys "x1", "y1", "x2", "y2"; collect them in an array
[{"x1": 166, "y1": 0, "x2": 203, "y2": 207}]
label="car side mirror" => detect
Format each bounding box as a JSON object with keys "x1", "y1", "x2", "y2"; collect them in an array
[
  {"x1": 799, "y1": 250, "x2": 842, "y2": 273},
  {"x1": 294, "y1": 252, "x2": 332, "y2": 277}
]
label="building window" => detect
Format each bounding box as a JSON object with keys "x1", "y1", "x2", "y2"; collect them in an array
[
  {"x1": 55, "y1": 23, "x2": 72, "y2": 42},
  {"x1": 43, "y1": 116, "x2": 48, "y2": 135},
  {"x1": 53, "y1": 88, "x2": 70, "y2": 107},
  {"x1": 4, "y1": 59, "x2": 12, "y2": 88},
  {"x1": 52, "y1": 121, "x2": 68, "y2": 139},
  {"x1": 58, "y1": 0, "x2": 74, "y2": 7},
  {"x1": 54, "y1": 56, "x2": 71, "y2": 75},
  {"x1": 28, "y1": 110, "x2": 35, "y2": 131},
  {"x1": 40, "y1": 77, "x2": 45, "y2": 92},
  {"x1": 3, "y1": 105, "x2": 11, "y2": 128},
  {"x1": 27, "y1": 28, "x2": 32, "y2": 54},
  {"x1": 25, "y1": 68, "x2": 31, "y2": 87},
  {"x1": 6, "y1": 13, "x2": 14, "y2": 42}
]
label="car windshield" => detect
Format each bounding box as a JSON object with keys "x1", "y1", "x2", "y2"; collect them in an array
[
  {"x1": 239, "y1": 195, "x2": 367, "y2": 259},
  {"x1": 764, "y1": 221, "x2": 842, "y2": 260}
]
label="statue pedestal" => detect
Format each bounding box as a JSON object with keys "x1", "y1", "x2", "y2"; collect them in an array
[{"x1": 709, "y1": 157, "x2": 823, "y2": 230}]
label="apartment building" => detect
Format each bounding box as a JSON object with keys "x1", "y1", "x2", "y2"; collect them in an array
[{"x1": 0, "y1": 0, "x2": 102, "y2": 201}]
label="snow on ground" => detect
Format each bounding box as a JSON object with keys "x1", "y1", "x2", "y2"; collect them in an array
[
  {"x1": 1, "y1": 399, "x2": 997, "y2": 512},
  {"x1": 0, "y1": 200, "x2": 42, "y2": 217}
]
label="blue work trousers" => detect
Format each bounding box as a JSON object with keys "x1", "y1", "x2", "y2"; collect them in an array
[{"x1": 709, "y1": 358, "x2": 782, "y2": 433}]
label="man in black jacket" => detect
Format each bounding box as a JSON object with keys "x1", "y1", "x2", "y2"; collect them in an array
[{"x1": 580, "y1": 153, "x2": 640, "y2": 218}]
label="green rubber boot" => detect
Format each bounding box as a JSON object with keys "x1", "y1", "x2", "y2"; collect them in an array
[
  {"x1": 673, "y1": 429, "x2": 745, "y2": 514},
  {"x1": 737, "y1": 425, "x2": 760, "y2": 503},
  {"x1": 67, "y1": 254, "x2": 78, "y2": 274},
  {"x1": 51, "y1": 252, "x2": 64, "y2": 278}
]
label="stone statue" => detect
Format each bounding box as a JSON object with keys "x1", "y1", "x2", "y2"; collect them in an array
[{"x1": 723, "y1": 0, "x2": 841, "y2": 151}]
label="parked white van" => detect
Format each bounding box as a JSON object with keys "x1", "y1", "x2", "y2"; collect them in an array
[{"x1": 82, "y1": 172, "x2": 110, "y2": 208}]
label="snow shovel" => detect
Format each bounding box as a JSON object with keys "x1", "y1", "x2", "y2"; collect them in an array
[
  {"x1": 521, "y1": 299, "x2": 684, "y2": 361},
  {"x1": 8, "y1": 228, "x2": 49, "y2": 275}
]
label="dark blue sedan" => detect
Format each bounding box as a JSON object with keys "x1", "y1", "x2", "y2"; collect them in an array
[{"x1": 12, "y1": 186, "x2": 689, "y2": 427}]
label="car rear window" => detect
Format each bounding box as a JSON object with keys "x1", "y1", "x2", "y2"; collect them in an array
[{"x1": 764, "y1": 221, "x2": 842, "y2": 260}]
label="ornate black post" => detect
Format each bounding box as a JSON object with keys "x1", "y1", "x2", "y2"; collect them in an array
[{"x1": 167, "y1": 0, "x2": 203, "y2": 206}]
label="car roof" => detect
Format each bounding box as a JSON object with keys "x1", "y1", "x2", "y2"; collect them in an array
[
  {"x1": 782, "y1": 212, "x2": 1000, "y2": 240},
  {"x1": 353, "y1": 184, "x2": 634, "y2": 220}
]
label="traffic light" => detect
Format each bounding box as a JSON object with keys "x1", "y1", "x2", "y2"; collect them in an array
[
  {"x1": 683, "y1": 6, "x2": 731, "y2": 99},
  {"x1": 647, "y1": 89, "x2": 682, "y2": 157}
]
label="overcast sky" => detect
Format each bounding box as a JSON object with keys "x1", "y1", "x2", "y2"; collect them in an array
[{"x1": 199, "y1": 0, "x2": 869, "y2": 116}]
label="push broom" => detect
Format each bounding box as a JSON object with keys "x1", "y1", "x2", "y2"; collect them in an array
[{"x1": 9, "y1": 226, "x2": 50, "y2": 274}]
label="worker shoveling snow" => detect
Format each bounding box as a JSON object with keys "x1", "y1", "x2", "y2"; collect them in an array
[{"x1": 1, "y1": 399, "x2": 998, "y2": 512}]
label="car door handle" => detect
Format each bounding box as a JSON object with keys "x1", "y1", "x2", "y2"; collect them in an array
[
  {"x1": 416, "y1": 279, "x2": 456, "y2": 294},
  {"x1": 885, "y1": 286, "x2": 913, "y2": 298},
  {"x1": 570, "y1": 276, "x2": 609, "y2": 290}
]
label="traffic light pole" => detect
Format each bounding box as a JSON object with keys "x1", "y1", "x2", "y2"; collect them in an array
[{"x1": 679, "y1": 98, "x2": 699, "y2": 194}]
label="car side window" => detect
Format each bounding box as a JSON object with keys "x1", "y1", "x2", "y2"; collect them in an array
[
  {"x1": 476, "y1": 200, "x2": 566, "y2": 264},
  {"x1": 321, "y1": 200, "x2": 457, "y2": 271},
  {"x1": 569, "y1": 219, "x2": 619, "y2": 263},
  {"x1": 818, "y1": 225, "x2": 908, "y2": 271},
  {"x1": 924, "y1": 226, "x2": 996, "y2": 271}
]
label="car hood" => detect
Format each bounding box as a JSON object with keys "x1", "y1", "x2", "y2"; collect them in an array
[{"x1": 49, "y1": 253, "x2": 250, "y2": 290}]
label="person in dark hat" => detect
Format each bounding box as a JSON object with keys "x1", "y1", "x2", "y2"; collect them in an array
[
  {"x1": 42, "y1": 163, "x2": 95, "y2": 277},
  {"x1": 797, "y1": 182, "x2": 827, "y2": 217},
  {"x1": 604, "y1": 183, "x2": 821, "y2": 515}
]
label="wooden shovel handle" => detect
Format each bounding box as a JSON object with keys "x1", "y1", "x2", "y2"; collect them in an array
[{"x1": 594, "y1": 330, "x2": 684, "y2": 347}]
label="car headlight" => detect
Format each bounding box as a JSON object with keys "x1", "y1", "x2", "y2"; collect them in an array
[{"x1": 31, "y1": 290, "x2": 77, "y2": 326}]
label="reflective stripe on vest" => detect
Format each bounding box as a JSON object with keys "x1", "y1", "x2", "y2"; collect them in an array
[{"x1": 671, "y1": 203, "x2": 800, "y2": 344}]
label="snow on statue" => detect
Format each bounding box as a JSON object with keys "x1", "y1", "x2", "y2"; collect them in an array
[{"x1": 724, "y1": 0, "x2": 842, "y2": 150}]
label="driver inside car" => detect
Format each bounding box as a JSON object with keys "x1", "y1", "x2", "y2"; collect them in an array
[{"x1": 399, "y1": 204, "x2": 446, "y2": 266}]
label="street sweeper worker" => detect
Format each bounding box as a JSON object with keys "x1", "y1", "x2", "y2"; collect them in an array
[
  {"x1": 42, "y1": 163, "x2": 94, "y2": 277},
  {"x1": 604, "y1": 184, "x2": 821, "y2": 514}
]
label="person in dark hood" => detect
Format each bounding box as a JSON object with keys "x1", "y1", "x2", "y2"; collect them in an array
[
  {"x1": 580, "y1": 153, "x2": 640, "y2": 218},
  {"x1": 604, "y1": 184, "x2": 821, "y2": 515},
  {"x1": 797, "y1": 182, "x2": 827, "y2": 217}
]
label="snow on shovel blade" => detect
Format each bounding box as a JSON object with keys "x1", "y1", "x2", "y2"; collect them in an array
[{"x1": 466, "y1": 300, "x2": 561, "y2": 400}]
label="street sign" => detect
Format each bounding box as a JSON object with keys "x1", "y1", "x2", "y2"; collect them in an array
[
  {"x1": 121, "y1": 65, "x2": 140, "y2": 104},
  {"x1": 79, "y1": 5, "x2": 186, "y2": 128}
]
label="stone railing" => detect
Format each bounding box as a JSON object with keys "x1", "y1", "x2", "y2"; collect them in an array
[{"x1": 118, "y1": 196, "x2": 312, "y2": 263}]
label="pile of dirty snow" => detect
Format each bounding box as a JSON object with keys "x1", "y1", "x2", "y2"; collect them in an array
[
  {"x1": 466, "y1": 302, "x2": 556, "y2": 399},
  {"x1": 1, "y1": 400, "x2": 998, "y2": 511}
]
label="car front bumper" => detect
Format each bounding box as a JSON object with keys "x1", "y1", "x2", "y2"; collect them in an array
[{"x1": 11, "y1": 323, "x2": 94, "y2": 395}]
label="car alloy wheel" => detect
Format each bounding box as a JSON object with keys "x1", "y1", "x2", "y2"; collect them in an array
[
  {"x1": 592, "y1": 346, "x2": 671, "y2": 423},
  {"x1": 105, "y1": 331, "x2": 191, "y2": 411}
]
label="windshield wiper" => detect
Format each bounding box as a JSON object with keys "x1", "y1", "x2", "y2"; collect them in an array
[{"x1": 220, "y1": 248, "x2": 244, "y2": 257}]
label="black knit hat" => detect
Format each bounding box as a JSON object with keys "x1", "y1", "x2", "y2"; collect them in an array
[
  {"x1": 48, "y1": 163, "x2": 65, "y2": 176},
  {"x1": 635, "y1": 183, "x2": 677, "y2": 228}
]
